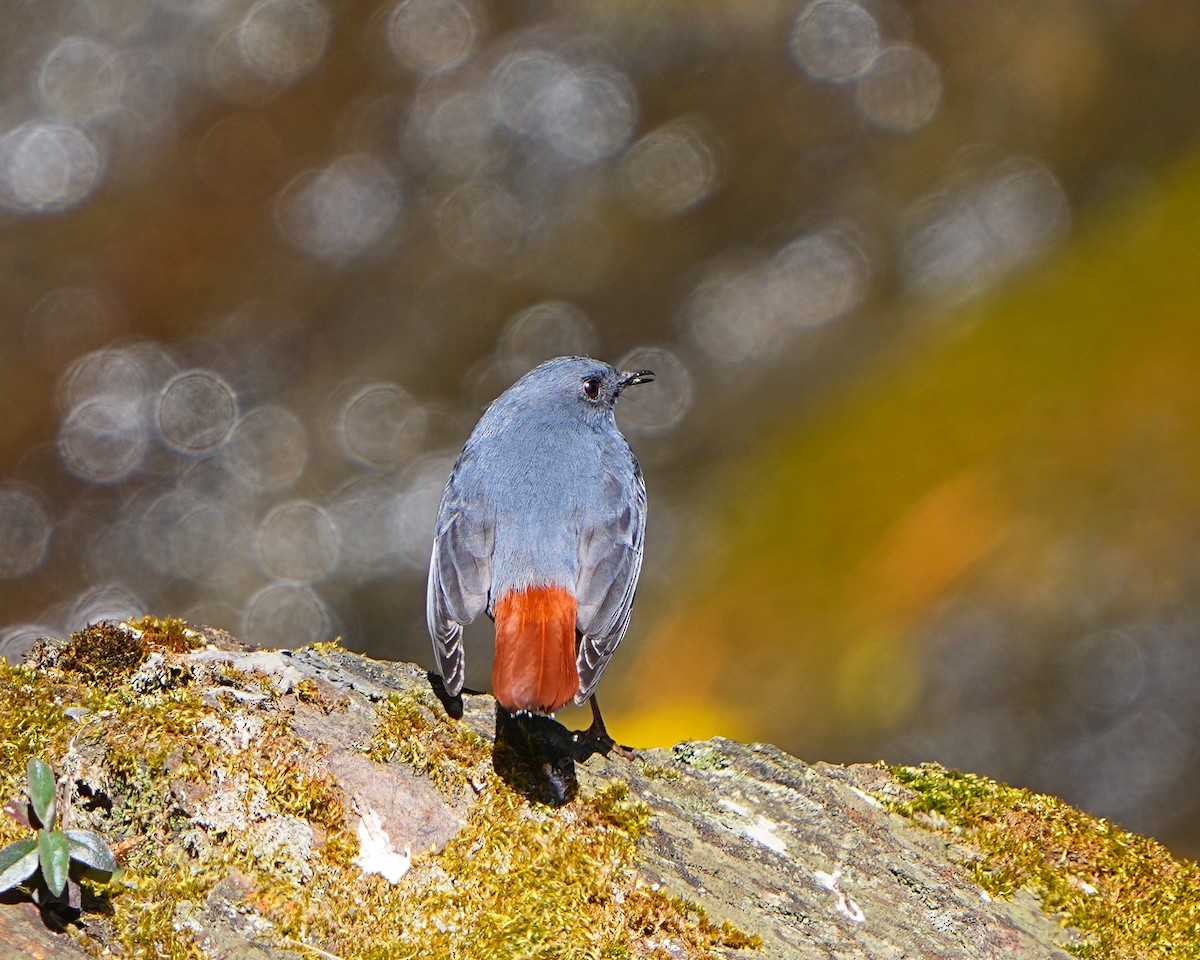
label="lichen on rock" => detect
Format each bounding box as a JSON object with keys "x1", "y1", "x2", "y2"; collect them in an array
[
  {"x1": 0, "y1": 622, "x2": 753, "y2": 959},
  {"x1": 0, "y1": 619, "x2": 1194, "y2": 960}
]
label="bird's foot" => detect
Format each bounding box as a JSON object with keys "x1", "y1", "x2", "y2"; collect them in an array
[{"x1": 571, "y1": 711, "x2": 637, "y2": 761}]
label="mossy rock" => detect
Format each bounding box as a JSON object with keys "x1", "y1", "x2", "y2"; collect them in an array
[{"x1": 0, "y1": 620, "x2": 1191, "y2": 958}]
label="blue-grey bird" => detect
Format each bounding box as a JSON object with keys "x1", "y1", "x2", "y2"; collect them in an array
[{"x1": 426, "y1": 356, "x2": 653, "y2": 740}]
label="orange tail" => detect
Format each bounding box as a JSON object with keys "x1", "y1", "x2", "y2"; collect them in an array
[{"x1": 492, "y1": 585, "x2": 579, "y2": 715}]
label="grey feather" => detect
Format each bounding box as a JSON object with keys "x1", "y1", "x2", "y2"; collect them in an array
[
  {"x1": 426, "y1": 462, "x2": 494, "y2": 696},
  {"x1": 424, "y1": 356, "x2": 651, "y2": 708},
  {"x1": 575, "y1": 458, "x2": 646, "y2": 702}
]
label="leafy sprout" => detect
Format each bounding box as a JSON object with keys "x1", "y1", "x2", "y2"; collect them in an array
[{"x1": 0, "y1": 757, "x2": 119, "y2": 916}]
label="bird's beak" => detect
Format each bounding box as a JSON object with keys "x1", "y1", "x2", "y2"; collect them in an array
[{"x1": 619, "y1": 369, "x2": 655, "y2": 389}]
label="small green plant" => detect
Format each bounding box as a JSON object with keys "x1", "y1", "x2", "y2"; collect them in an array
[{"x1": 0, "y1": 758, "x2": 119, "y2": 916}]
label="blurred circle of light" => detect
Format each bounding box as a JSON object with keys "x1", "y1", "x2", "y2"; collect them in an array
[
  {"x1": 768, "y1": 232, "x2": 867, "y2": 328},
  {"x1": 171, "y1": 499, "x2": 241, "y2": 584},
  {"x1": 135, "y1": 490, "x2": 192, "y2": 572},
  {"x1": 684, "y1": 262, "x2": 779, "y2": 363},
  {"x1": 257, "y1": 500, "x2": 341, "y2": 582},
  {"x1": 541, "y1": 66, "x2": 637, "y2": 166},
  {"x1": 178, "y1": 453, "x2": 253, "y2": 504},
  {"x1": 223, "y1": 405, "x2": 308, "y2": 493},
  {"x1": 1038, "y1": 708, "x2": 1187, "y2": 827},
  {"x1": 901, "y1": 157, "x2": 1069, "y2": 298},
  {"x1": 83, "y1": 515, "x2": 148, "y2": 592},
  {"x1": 276, "y1": 154, "x2": 402, "y2": 262},
  {"x1": 0, "y1": 120, "x2": 103, "y2": 213},
  {"x1": 69, "y1": 583, "x2": 144, "y2": 629},
  {"x1": 37, "y1": 36, "x2": 125, "y2": 121},
  {"x1": 237, "y1": 0, "x2": 331, "y2": 86},
  {"x1": 492, "y1": 50, "x2": 572, "y2": 135},
  {"x1": 492, "y1": 51, "x2": 637, "y2": 166},
  {"x1": 499, "y1": 301, "x2": 597, "y2": 374},
  {"x1": 416, "y1": 89, "x2": 502, "y2": 179},
  {"x1": 112, "y1": 53, "x2": 177, "y2": 145},
  {"x1": 205, "y1": 299, "x2": 303, "y2": 395},
  {"x1": 393, "y1": 454, "x2": 456, "y2": 570},
  {"x1": 58, "y1": 398, "x2": 148, "y2": 484},
  {"x1": 336, "y1": 383, "x2": 427, "y2": 468},
  {"x1": 83, "y1": 0, "x2": 155, "y2": 34},
  {"x1": 855, "y1": 44, "x2": 942, "y2": 134},
  {"x1": 330, "y1": 477, "x2": 402, "y2": 576},
  {"x1": 59, "y1": 345, "x2": 151, "y2": 410},
  {"x1": 614, "y1": 346, "x2": 693, "y2": 435},
  {"x1": 387, "y1": 0, "x2": 481, "y2": 75},
  {"x1": 789, "y1": 0, "x2": 881, "y2": 83},
  {"x1": 620, "y1": 119, "x2": 718, "y2": 219},
  {"x1": 0, "y1": 624, "x2": 56, "y2": 663},
  {"x1": 0, "y1": 487, "x2": 52, "y2": 579},
  {"x1": 26, "y1": 287, "x2": 120, "y2": 366},
  {"x1": 1067, "y1": 627, "x2": 1149, "y2": 715},
  {"x1": 157, "y1": 369, "x2": 238, "y2": 454},
  {"x1": 242, "y1": 583, "x2": 331, "y2": 648},
  {"x1": 436, "y1": 179, "x2": 523, "y2": 266}
]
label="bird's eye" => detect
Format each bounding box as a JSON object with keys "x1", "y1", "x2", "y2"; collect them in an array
[{"x1": 582, "y1": 376, "x2": 602, "y2": 400}]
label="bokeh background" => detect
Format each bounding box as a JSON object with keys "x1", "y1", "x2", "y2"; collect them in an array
[{"x1": 3, "y1": 0, "x2": 1200, "y2": 853}]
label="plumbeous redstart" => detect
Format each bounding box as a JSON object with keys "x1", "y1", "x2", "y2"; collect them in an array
[{"x1": 426, "y1": 356, "x2": 653, "y2": 735}]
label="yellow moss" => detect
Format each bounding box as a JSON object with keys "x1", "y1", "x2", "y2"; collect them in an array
[
  {"x1": 223, "y1": 711, "x2": 348, "y2": 834},
  {"x1": 888, "y1": 762, "x2": 1200, "y2": 960},
  {"x1": 273, "y1": 777, "x2": 752, "y2": 960},
  {"x1": 625, "y1": 892, "x2": 763, "y2": 955},
  {"x1": 293, "y1": 677, "x2": 344, "y2": 713},
  {"x1": 127, "y1": 616, "x2": 202, "y2": 653},
  {"x1": 367, "y1": 691, "x2": 491, "y2": 795},
  {"x1": 0, "y1": 622, "x2": 756, "y2": 960},
  {"x1": 0, "y1": 662, "x2": 77, "y2": 847},
  {"x1": 101, "y1": 867, "x2": 211, "y2": 960},
  {"x1": 36, "y1": 622, "x2": 150, "y2": 689}
]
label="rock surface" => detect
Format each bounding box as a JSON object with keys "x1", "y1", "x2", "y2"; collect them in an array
[{"x1": 2, "y1": 628, "x2": 1078, "y2": 959}]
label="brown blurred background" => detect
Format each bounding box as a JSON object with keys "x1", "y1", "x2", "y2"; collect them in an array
[{"x1": 3, "y1": 0, "x2": 1200, "y2": 853}]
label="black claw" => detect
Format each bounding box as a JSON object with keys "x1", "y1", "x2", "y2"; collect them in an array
[{"x1": 427, "y1": 671, "x2": 464, "y2": 719}]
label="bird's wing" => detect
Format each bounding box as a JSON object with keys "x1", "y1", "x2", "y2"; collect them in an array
[
  {"x1": 426, "y1": 467, "x2": 493, "y2": 697},
  {"x1": 574, "y1": 456, "x2": 647, "y2": 702}
]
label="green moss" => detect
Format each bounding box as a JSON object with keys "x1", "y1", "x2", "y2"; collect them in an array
[
  {"x1": 293, "y1": 677, "x2": 344, "y2": 713},
  {"x1": 640, "y1": 760, "x2": 684, "y2": 783},
  {"x1": 273, "y1": 775, "x2": 753, "y2": 960},
  {"x1": 628, "y1": 894, "x2": 763, "y2": 954},
  {"x1": 0, "y1": 662, "x2": 76, "y2": 848},
  {"x1": 128, "y1": 616, "x2": 203, "y2": 653},
  {"x1": 223, "y1": 711, "x2": 348, "y2": 835},
  {"x1": 346, "y1": 694, "x2": 756, "y2": 959},
  {"x1": 367, "y1": 690, "x2": 491, "y2": 795},
  {"x1": 102, "y1": 870, "x2": 211, "y2": 960},
  {"x1": 587, "y1": 779, "x2": 652, "y2": 839},
  {"x1": 887, "y1": 762, "x2": 1200, "y2": 960},
  {"x1": 0, "y1": 621, "x2": 756, "y2": 960},
  {"x1": 34, "y1": 622, "x2": 150, "y2": 689}
]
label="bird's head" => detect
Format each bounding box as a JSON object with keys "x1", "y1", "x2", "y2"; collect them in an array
[{"x1": 520, "y1": 356, "x2": 655, "y2": 414}]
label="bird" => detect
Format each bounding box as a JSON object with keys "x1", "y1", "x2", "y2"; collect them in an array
[{"x1": 426, "y1": 355, "x2": 653, "y2": 747}]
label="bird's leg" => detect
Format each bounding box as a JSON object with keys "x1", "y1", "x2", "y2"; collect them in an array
[{"x1": 574, "y1": 695, "x2": 636, "y2": 760}]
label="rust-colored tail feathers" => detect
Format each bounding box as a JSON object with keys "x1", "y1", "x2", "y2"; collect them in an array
[{"x1": 492, "y1": 585, "x2": 579, "y2": 714}]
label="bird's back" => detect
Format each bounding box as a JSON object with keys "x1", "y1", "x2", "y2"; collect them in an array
[
  {"x1": 427, "y1": 356, "x2": 648, "y2": 717},
  {"x1": 466, "y1": 399, "x2": 622, "y2": 596}
]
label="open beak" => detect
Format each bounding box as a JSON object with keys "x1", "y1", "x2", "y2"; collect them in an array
[{"x1": 619, "y1": 369, "x2": 655, "y2": 389}]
